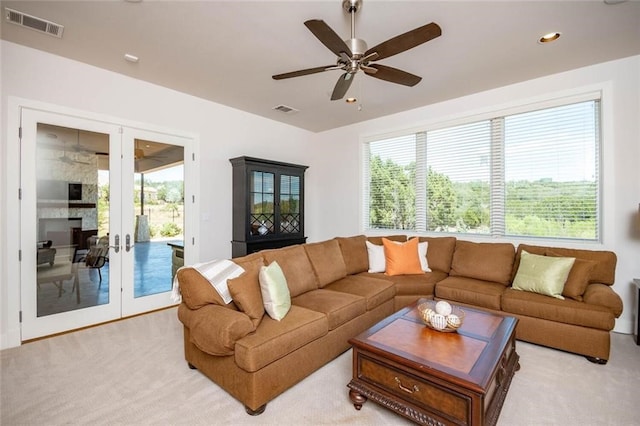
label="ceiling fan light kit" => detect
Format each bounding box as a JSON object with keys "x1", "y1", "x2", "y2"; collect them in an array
[{"x1": 272, "y1": 0, "x2": 441, "y2": 101}]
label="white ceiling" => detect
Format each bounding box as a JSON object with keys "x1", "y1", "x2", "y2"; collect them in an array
[{"x1": 2, "y1": 1, "x2": 639, "y2": 133}]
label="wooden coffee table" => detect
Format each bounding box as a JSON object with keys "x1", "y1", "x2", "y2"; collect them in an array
[{"x1": 348, "y1": 299, "x2": 519, "y2": 426}]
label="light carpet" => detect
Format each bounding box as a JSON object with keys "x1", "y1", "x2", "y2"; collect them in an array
[{"x1": 1, "y1": 307, "x2": 638, "y2": 425}]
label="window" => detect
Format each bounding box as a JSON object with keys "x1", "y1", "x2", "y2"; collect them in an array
[{"x1": 364, "y1": 98, "x2": 600, "y2": 241}]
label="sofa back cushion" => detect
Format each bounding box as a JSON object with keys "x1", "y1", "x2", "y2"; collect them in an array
[
  {"x1": 417, "y1": 236, "x2": 457, "y2": 273},
  {"x1": 304, "y1": 239, "x2": 348, "y2": 287},
  {"x1": 511, "y1": 244, "x2": 616, "y2": 286},
  {"x1": 261, "y1": 245, "x2": 319, "y2": 297},
  {"x1": 335, "y1": 235, "x2": 368, "y2": 275},
  {"x1": 542, "y1": 246, "x2": 616, "y2": 285},
  {"x1": 450, "y1": 240, "x2": 515, "y2": 285},
  {"x1": 367, "y1": 235, "x2": 407, "y2": 245}
]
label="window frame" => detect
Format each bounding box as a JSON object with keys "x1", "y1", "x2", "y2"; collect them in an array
[{"x1": 362, "y1": 91, "x2": 604, "y2": 243}]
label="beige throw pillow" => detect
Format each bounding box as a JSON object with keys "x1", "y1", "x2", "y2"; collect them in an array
[
  {"x1": 258, "y1": 261, "x2": 291, "y2": 321},
  {"x1": 512, "y1": 250, "x2": 575, "y2": 299}
]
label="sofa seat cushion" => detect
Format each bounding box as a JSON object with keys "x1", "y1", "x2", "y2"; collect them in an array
[
  {"x1": 178, "y1": 304, "x2": 255, "y2": 357},
  {"x1": 234, "y1": 305, "x2": 328, "y2": 372},
  {"x1": 292, "y1": 289, "x2": 367, "y2": 330},
  {"x1": 323, "y1": 275, "x2": 395, "y2": 311},
  {"x1": 502, "y1": 288, "x2": 615, "y2": 330},
  {"x1": 435, "y1": 276, "x2": 505, "y2": 310},
  {"x1": 361, "y1": 271, "x2": 446, "y2": 297}
]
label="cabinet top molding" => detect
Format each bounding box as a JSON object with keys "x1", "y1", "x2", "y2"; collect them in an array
[{"x1": 229, "y1": 156, "x2": 309, "y2": 170}]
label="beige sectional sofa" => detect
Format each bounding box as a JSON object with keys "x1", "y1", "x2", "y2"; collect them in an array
[{"x1": 176, "y1": 235, "x2": 623, "y2": 415}]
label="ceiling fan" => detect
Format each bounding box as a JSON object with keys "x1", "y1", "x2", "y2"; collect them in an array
[
  {"x1": 58, "y1": 142, "x2": 91, "y2": 165},
  {"x1": 272, "y1": 0, "x2": 442, "y2": 101}
]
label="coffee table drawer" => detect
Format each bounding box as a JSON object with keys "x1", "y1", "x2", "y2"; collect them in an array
[{"x1": 357, "y1": 354, "x2": 471, "y2": 424}]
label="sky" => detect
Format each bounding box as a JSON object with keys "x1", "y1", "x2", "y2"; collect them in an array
[{"x1": 99, "y1": 164, "x2": 183, "y2": 186}]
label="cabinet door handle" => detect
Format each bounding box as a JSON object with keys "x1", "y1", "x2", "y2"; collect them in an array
[{"x1": 395, "y1": 376, "x2": 419, "y2": 394}]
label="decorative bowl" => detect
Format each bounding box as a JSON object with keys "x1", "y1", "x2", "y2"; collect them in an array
[{"x1": 417, "y1": 300, "x2": 465, "y2": 333}]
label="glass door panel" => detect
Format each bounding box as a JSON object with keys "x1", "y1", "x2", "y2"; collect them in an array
[
  {"x1": 250, "y1": 171, "x2": 274, "y2": 236},
  {"x1": 35, "y1": 124, "x2": 111, "y2": 317},
  {"x1": 279, "y1": 174, "x2": 301, "y2": 234}
]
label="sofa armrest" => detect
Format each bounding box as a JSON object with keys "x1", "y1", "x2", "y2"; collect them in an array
[
  {"x1": 583, "y1": 283, "x2": 623, "y2": 317},
  {"x1": 178, "y1": 303, "x2": 255, "y2": 356}
]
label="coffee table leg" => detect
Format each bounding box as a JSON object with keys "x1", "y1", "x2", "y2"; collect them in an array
[{"x1": 349, "y1": 388, "x2": 367, "y2": 410}]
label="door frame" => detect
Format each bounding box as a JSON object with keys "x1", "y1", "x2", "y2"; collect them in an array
[
  {"x1": 20, "y1": 110, "x2": 124, "y2": 339},
  {"x1": 5, "y1": 97, "x2": 199, "y2": 346}
]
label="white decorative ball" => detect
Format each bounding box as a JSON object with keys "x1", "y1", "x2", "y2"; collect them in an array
[
  {"x1": 435, "y1": 301, "x2": 452, "y2": 316},
  {"x1": 431, "y1": 314, "x2": 447, "y2": 330},
  {"x1": 423, "y1": 308, "x2": 436, "y2": 322},
  {"x1": 446, "y1": 314, "x2": 462, "y2": 329}
]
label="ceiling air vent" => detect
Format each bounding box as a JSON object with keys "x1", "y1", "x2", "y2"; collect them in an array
[
  {"x1": 4, "y1": 7, "x2": 64, "y2": 38},
  {"x1": 273, "y1": 104, "x2": 299, "y2": 114}
]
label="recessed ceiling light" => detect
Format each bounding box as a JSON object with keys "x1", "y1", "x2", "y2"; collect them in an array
[
  {"x1": 538, "y1": 32, "x2": 561, "y2": 44},
  {"x1": 346, "y1": 97, "x2": 357, "y2": 103},
  {"x1": 124, "y1": 53, "x2": 139, "y2": 63}
]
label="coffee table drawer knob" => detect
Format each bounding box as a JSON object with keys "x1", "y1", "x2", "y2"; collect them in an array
[{"x1": 395, "y1": 376, "x2": 419, "y2": 394}]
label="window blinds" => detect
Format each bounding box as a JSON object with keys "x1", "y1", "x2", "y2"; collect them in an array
[{"x1": 364, "y1": 98, "x2": 600, "y2": 241}]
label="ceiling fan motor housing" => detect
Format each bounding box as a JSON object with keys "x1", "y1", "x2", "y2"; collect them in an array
[
  {"x1": 342, "y1": 0, "x2": 362, "y2": 13},
  {"x1": 346, "y1": 38, "x2": 367, "y2": 58}
]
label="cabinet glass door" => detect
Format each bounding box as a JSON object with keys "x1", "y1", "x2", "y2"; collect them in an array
[
  {"x1": 279, "y1": 174, "x2": 301, "y2": 234},
  {"x1": 250, "y1": 171, "x2": 274, "y2": 237}
]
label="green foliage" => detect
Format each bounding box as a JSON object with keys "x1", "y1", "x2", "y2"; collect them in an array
[
  {"x1": 160, "y1": 222, "x2": 182, "y2": 237},
  {"x1": 280, "y1": 197, "x2": 299, "y2": 214},
  {"x1": 426, "y1": 167, "x2": 457, "y2": 231},
  {"x1": 369, "y1": 156, "x2": 596, "y2": 239},
  {"x1": 369, "y1": 156, "x2": 415, "y2": 229}
]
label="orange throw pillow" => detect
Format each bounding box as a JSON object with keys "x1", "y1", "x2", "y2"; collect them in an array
[{"x1": 382, "y1": 237, "x2": 424, "y2": 276}]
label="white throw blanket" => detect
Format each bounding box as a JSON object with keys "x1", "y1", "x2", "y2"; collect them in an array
[{"x1": 171, "y1": 259, "x2": 245, "y2": 304}]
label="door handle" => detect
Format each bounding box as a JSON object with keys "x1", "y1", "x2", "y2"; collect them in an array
[
  {"x1": 110, "y1": 234, "x2": 120, "y2": 254},
  {"x1": 126, "y1": 234, "x2": 135, "y2": 252}
]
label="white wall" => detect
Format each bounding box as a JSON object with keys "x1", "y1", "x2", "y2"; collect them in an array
[
  {"x1": 2, "y1": 40, "x2": 637, "y2": 348},
  {"x1": 1, "y1": 41, "x2": 316, "y2": 349},
  {"x1": 311, "y1": 55, "x2": 640, "y2": 335}
]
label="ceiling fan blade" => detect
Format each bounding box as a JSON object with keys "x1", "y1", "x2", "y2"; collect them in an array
[
  {"x1": 365, "y1": 22, "x2": 441, "y2": 61},
  {"x1": 304, "y1": 19, "x2": 352, "y2": 58},
  {"x1": 364, "y1": 64, "x2": 422, "y2": 87},
  {"x1": 331, "y1": 72, "x2": 355, "y2": 101},
  {"x1": 272, "y1": 65, "x2": 336, "y2": 80}
]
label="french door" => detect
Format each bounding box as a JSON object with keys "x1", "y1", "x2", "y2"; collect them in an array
[{"x1": 20, "y1": 108, "x2": 190, "y2": 340}]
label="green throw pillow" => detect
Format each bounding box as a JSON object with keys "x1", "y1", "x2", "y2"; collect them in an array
[
  {"x1": 258, "y1": 261, "x2": 291, "y2": 321},
  {"x1": 512, "y1": 250, "x2": 575, "y2": 300}
]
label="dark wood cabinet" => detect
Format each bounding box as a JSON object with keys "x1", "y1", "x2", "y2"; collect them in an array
[{"x1": 230, "y1": 156, "x2": 308, "y2": 258}]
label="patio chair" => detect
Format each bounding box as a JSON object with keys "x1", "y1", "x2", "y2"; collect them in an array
[{"x1": 83, "y1": 236, "x2": 109, "y2": 284}]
